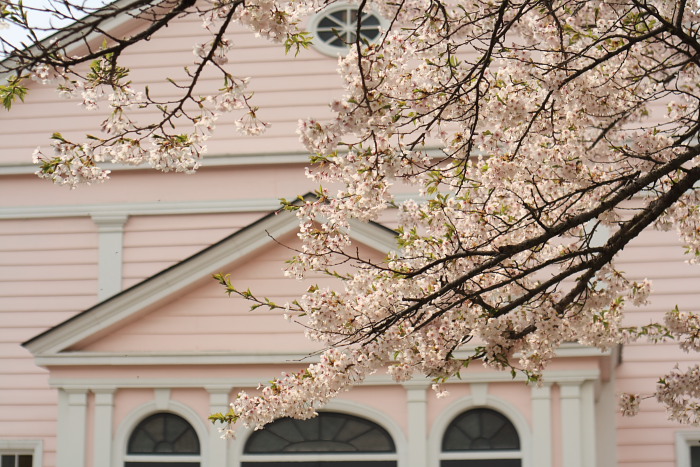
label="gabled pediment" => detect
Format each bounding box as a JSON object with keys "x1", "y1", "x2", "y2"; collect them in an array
[{"x1": 23, "y1": 196, "x2": 397, "y2": 363}]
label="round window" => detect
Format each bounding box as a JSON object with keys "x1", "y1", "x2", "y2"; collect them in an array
[{"x1": 308, "y1": 3, "x2": 385, "y2": 56}]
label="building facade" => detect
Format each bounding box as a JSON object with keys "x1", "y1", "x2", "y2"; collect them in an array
[{"x1": 1, "y1": 4, "x2": 699, "y2": 467}]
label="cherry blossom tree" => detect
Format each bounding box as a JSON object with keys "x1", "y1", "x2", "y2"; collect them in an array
[{"x1": 3, "y1": 0, "x2": 700, "y2": 431}]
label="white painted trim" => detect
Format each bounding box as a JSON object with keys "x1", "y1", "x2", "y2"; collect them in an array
[
  {"x1": 531, "y1": 384, "x2": 552, "y2": 467},
  {"x1": 676, "y1": 431, "x2": 700, "y2": 467},
  {"x1": 406, "y1": 383, "x2": 429, "y2": 467},
  {"x1": 35, "y1": 348, "x2": 608, "y2": 367},
  {"x1": 207, "y1": 388, "x2": 232, "y2": 467},
  {"x1": 93, "y1": 389, "x2": 115, "y2": 467},
  {"x1": 48, "y1": 369, "x2": 601, "y2": 390},
  {"x1": 559, "y1": 382, "x2": 583, "y2": 467},
  {"x1": 57, "y1": 389, "x2": 88, "y2": 467},
  {"x1": 428, "y1": 391, "x2": 533, "y2": 467},
  {"x1": 93, "y1": 214, "x2": 128, "y2": 300},
  {"x1": 580, "y1": 380, "x2": 596, "y2": 467},
  {"x1": 0, "y1": 439, "x2": 43, "y2": 467},
  {"x1": 113, "y1": 399, "x2": 209, "y2": 467},
  {"x1": 0, "y1": 192, "x2": 421, "y2": 219},
  {"x1": 233, "y1": 398, "x2": 407, "y2": 467},
  {"x1": 0, "y1": 198, "x2": 281, "y2": 219}
]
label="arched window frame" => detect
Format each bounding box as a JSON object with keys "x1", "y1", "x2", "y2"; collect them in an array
[
  {"x1": 234, "y1": 399, "x2": 408, "y2": 466},
  {"x1": 113, "y1": 399, "x2": 209, "y2": 467},
  {"x1": 307, "y1": 2, "x2": 388, "y2": 56},
  {"x1": 429, "y1": 394, "x2": 532, "y2": 467}
]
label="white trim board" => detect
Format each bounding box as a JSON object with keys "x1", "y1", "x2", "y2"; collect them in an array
[
  {"x1": 0, "y1": 192, "x2": 421, "y2": 219},
  {"x1": 48, "y1": 369, "x2": 602, "y2": 390}
]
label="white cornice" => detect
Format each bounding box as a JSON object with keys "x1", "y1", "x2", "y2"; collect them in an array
[
  {"x1": 34, "y1": 343, "x2": 607, "y2": 367},
  {"x1": 0, "y1": 192, "x2": 421, "y2": 219},
  {"x1": 47, "y1": 368, "x2": 601, "y2": 390}
]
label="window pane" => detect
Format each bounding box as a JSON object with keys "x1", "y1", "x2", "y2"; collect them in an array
[
  {"x1": 128, "y1": 413, "x2": 200, "y2": 455},
  {"x1": 17, "y1": 457, "x2": 32, "y2": 467},
  {"x1": 1, "y1": 455, "x2": 15, "y2": 467},
  {"x1": 244, "y1": 412, "x2": 395, "y2": 454},
  {"x1": 691, "y1": 445, "x2": 700, "y2": 467},
  {"x1": 442, "y1": 409, "x2": 520, "y2": 451}
]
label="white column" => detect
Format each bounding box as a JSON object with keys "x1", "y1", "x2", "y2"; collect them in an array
[
  {"x1": 580, "y1": 381, "x2": 596, "y2": 467},
  {"x1": 560, "y1": 382, "x2": 582, "y2": 467},
  {"x1": 405, "y1": 382, "x2": 429, "y2": 467},
  {"x1": 93, "y1": 389, "x2": 115, "y2": 467},
  {"x1": 207, "y1": 387, "x2": 231, "y2": 467},
  {"x1": 92, "y1": 214, "x2": 128, "y2": 300},
  {"x1": 531, "y1": 384, "x2": 552, "y2": 467},
  {"x1": 57, "y1": 389, "x2": 88, "y2": 467}
]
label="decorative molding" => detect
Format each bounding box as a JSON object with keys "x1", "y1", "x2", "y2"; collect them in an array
[
  {"x1": 35, "y1": 344, "x2": 609, "y2": 368},
  {"x1": 48, "y1": 369, "x2": 601, "y2": 391},
  {"x1": 207, "y1": 387, "x2": 231, "y2": 467},
  {"x1": 48, "y1": 369, "x2": 601, "y2": 393},
  {"x1": 676, "y1": 431, "x2": 700, "y2": 467},
  {"x1": 154, "y1": 388, "x2": 171, "y2": 410},
  {"x1": 57, "y1": 389, "x2": 88, "y2": 467},
  {"x1": 405, "y1": 384, "x2": 428, "y2": 467},
  {"x1": 92, "y1": 389, "x2": 115, "y2": 467},
  {"x1": 92, "y1": 214, "x2": 128, "y2": 300},
  {"x1": 0, "y1": 439, "x2": 43, "y2": 467},
  {"x1": 112, "y1": 399, "x2": 209, "y2": 467},
  {"x1": 233, "y1": 398, "x2": 406, "y2": 466},
  {"x1": 531, "y1": 384, "x2": 552, "y2": 467},
  {"x1": 0, "y1": 192, "x2": 421, "y2": 220},
  {"x1": 428, "y1": 393, "x2": 533, "y2": 467},
  {"x1": 559, "y1": 382, "x2": 583, "y2": 467},
  {"x1": 470, "y1": 383, "x2": 488, "y2": 406}
]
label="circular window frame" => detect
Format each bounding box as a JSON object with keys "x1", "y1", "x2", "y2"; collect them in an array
[{"x1": 308, "y1": 3, "x2": 387, "y2": 56}]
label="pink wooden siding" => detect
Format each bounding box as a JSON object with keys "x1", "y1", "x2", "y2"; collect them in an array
[
  {"x1": 0, "y1": 216, "x2": 99, "y2": 467},
  {"x1": 122, "y1": 211, "x2": 266, "y2": 288},
  {"x1": 615, "y1": 228, "x2": 700, "y2": 466},
  {"x1": 78, "y1": 230, "x2": 378, "y2": 354}
]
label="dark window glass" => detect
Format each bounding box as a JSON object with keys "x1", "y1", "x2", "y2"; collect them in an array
[
  {"x1": 691, "y1": 445, "x2": 700, "y2": 467},
  {"x1": 442, "y1": 409, "x2": 520, "y2": 452},
  {"x1": 441, "y1": 460, "x2": 521, "y2": 467},
  {"x1": 128, "y1": 413, "x2": 200, "y2": 455},
  {"x1": 244, "y1": 412, "x2": 395, "y2": 454},
  {"x1": 242, "y1": 463, "x2": 395, "y2": 467},
  {"x1": 125, "y1": 463, "x2": 199, "y2": 467},
  {"x1": 1, "y1": 455, "x2": 33, "y2": 467},
  {"x1": 315, "y1": 7, "x2": 383, "y2": 51}
]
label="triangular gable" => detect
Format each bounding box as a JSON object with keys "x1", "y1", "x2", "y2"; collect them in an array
[{"x1": 23, "y1": 195, "x2": 397, "y2": 361}]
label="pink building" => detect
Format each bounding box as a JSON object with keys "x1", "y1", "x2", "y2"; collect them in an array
[{"x1": 1, "y1": 3, "x2": 699, "y2": 467}]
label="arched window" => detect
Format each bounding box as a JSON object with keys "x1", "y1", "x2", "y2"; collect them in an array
[
  {"x1": 125, "y1": 412, "x2": 201, "y2": 467},
  {"x1": 308, "y1": 3, "x2": 385, "y2": 56},
  {"x1": 440, "y1": 408, "x2": 522, "y2": 467},
  {"x1": 241, "y1": 411, "x2": 397, "y2": 466}
]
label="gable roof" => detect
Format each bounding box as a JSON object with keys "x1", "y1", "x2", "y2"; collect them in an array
[{"x1": 23, "y1": 194, "x2": 397, "y2": 362}]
